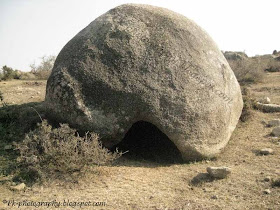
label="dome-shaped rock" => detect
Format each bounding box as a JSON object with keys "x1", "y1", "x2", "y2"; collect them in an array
[{"x1": 45, "y1": 4, "x2": 243, "y2": 161}]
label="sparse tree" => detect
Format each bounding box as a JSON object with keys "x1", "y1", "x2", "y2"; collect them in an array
[
  {"x1": 227, "y1": 57, "x2": 266, "y2": 84},
  {"x1": 1, "y1": 65, "x2": 16, "y2": 80},
  {"x1": 30, "y1": 55, "x2": 56, "y2": 80}
]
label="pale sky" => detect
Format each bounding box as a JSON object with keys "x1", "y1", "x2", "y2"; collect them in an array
[{"x1": 0, "y1": 0, "x2": 279, "y2": 71}]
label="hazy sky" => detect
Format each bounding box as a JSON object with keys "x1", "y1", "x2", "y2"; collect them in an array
[{"x1": 0, "y1": 0, "x2": 279, "y2": 71}]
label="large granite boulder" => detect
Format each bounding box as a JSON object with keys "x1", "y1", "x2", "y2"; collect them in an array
[{"x1": 45, "y1": 4, "x2": 243, "y2": 161}]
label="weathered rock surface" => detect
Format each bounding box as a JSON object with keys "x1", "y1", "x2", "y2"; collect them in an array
[
  {"x1": 268, "y1": 119, "x2": 280, "y2": 127},
  {"x1": 258, "y1": 97, "x2": 271, "y2": 104},
  {"x1": 45, "y1": 4, "x2": 243, "y2": 161},
  {"x1": 264, "y1": 176, "x2": 271, "y2": 182},
  {"x1": 207, "y1": 166, "x2": 231, "y2": 179},
  {"x1": 10, "y1": 183, "x2": 26, "y2": 191},
  {"x1": 256, "y1": 102, "x2": 280, "y2": 113},
  {"x1": 272, "y1": 127, "x2": 280, "y2": 137},
  {"x1": 263, "y1": 189, "x2": 271, "y2": 194},
  {"x1": 259, "y1": 148, "x2": 274, "y2": 155}
]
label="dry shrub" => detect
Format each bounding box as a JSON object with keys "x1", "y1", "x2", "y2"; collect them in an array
[
  {"x1": 30, "y1": 55, "x2": 55, "y2": 80},
  {"x1": 15, "y1": 120, "x2": 122, "y2": 182},
  {"x1": 264, "y1": 58, "x2": 280, "y2": 72},
  {"x1": 33, "y1": 70, "x2": 51, "y2": 80},
  {"x1": 228, "y1": 55, "x2": 280, "y2": 84},
  {"x1": 240, "y1": 87, "x2": 256, "y2": 122},
  {"x1": 228, "y1": 57, "x2": 266, "y2": 84},
  {"x1": 19, "y1": 72, "x2": 37, "y2": 80}
]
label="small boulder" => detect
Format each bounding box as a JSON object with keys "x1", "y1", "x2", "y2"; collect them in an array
[
  {"x1": 263, "y1": 189, "x2": 271, "y2": 194},
  {"x1": 211, "y1": 195, "x2": 218, "y2": 199},
  {"x1": 207, "y1": 166, "x2": 231, "y2": 179},
  {"x1": 256, "y1": 102, "x2": 280, "y2": 113},
  {"x1": 10, "y1": 183, "x2": 26, "y2": 191},
  {"x1": 223, "y1": 51, "x2": 248, "y2": 60},
  {"x1": 259, "y1": 148, "x2": 274, "y2": 155},
  {"x1": 272, "y1": 127, "x2": 280, "y2": 137},
  {"x1": 264, "y1": 176, "x2": 271, "y2": 182},
  {"x1": 259, "y1": 97, "x2": 271, "y2": 104},
  {"x1": 268, "y1": 119, "x2": 280, "y2": 127},
  {"x1": 11, "y1": 182, "x2": 17, "y2": 186},
  {"x1": 272, "y1": 178, "x2": 280, "y2": 187}
]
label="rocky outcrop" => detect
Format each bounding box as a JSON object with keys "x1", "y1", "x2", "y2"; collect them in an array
[
  {"x1": 45, "y1": 4, "x2": 243, "y2": 161},
  {"x1": 256, "y1": 102, "x2": 280, "y2": 112},
  {"x1": 207, "y1": 166, "x2": 231, "y2": 179},
  {"x1": 223, "y1": 51, "x2": 248, "y2": 60}
]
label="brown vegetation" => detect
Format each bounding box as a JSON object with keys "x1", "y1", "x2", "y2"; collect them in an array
[
  {"x1": 240, "y1": 87, "x2": 257, "y2": 122},
  {"x1": 225, "y1": 52, "x2": 280, "y2": 84},
  {"x1": 15, "y1": 120, "x2": 122, "y2": 183}
]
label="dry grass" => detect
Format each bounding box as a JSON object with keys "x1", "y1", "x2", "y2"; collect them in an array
[
  {"x1": 0, "y1": 73, "x2": 280, "y2": 209},
  {"x1": 0, "y1": 80, "x2": 46, "y2": 106},
  {"x1": 251, "y1": 72, "x2": 280, "y2": 105}
]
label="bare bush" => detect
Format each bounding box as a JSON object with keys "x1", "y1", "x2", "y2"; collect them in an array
[
  {"x1": 264, "y1": 58, "x2": 280, "y2": 72},
  {"x1": 240, "y1": 87, "x2": 257, "y2": 122},
  {"x1": 18, "y1": 72, "x2": 37, "y2": 80},
  {"x1": 15, "y1": 120, "x2": 122, "y2": 180},
  {"x1": 228, "y1": 57, "x2": 266, "y2": 84},
  {"x1": 227, "y1": 53, "x2": 280, "y2": 84},
  {"x1": 30, "y1": 55, "x2": 56, "y2": 80}
]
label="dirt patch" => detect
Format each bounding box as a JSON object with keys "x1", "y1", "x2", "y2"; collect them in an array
[{"x1": 0, "y1": 80, "x2": 46, "y2": 106}]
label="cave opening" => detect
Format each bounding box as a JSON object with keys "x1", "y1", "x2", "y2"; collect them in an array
[{"x1": 112, "y1": 121, "x2": 183, "y2": 164}]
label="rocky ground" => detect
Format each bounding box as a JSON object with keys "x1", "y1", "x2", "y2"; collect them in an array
[{"x1": 0, "y1": 74, "x2": 280, "y2": 209}]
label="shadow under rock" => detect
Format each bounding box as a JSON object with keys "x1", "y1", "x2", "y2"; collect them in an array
[{"x1": 190, "y1": 173, "x2": 215, "y2": 186}]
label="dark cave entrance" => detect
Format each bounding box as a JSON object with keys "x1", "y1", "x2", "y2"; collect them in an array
[{"x1": 112, "y1": 121, "x2": 183, "y2": 164}]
